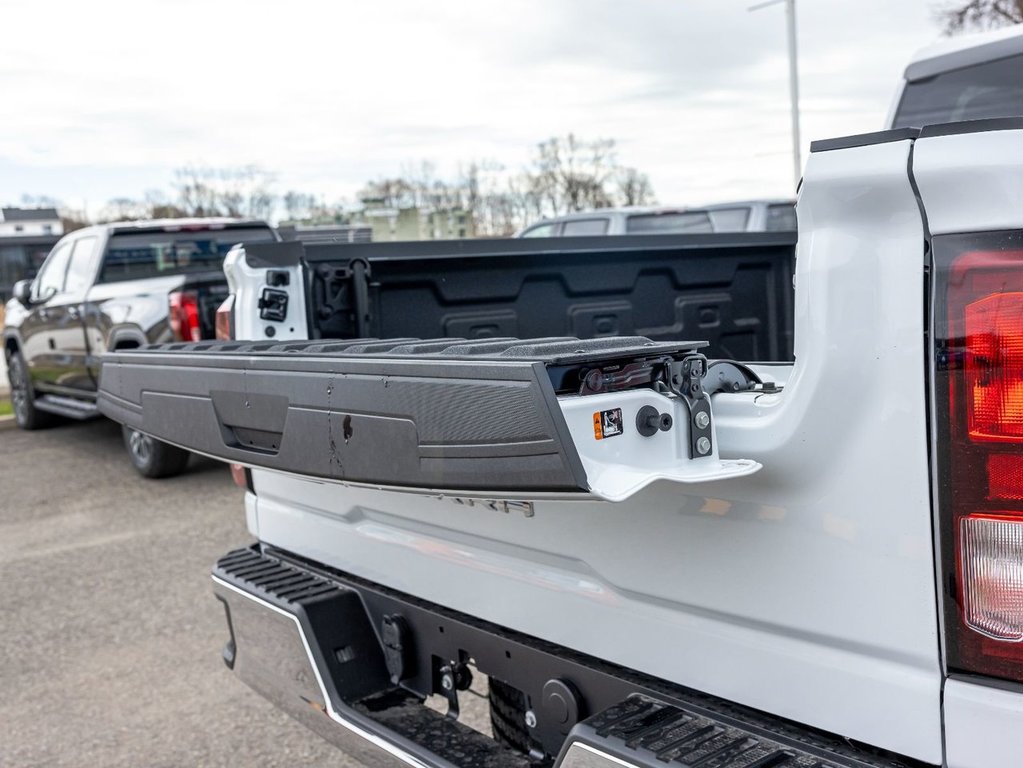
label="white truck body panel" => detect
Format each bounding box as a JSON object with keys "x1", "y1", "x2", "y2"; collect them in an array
[
  {"x1": 913, "y1": 128, "x2": 1023, "y2": 235},
  {"x1": 242, "y1": 137, "x2": 944, "y2": 762},
  {"x1": 944, "y1": 677, "x2": 1023, "y2": 768}
]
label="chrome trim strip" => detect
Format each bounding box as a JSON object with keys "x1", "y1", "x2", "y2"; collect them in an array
[{"x1": 211, "y1": 574, "x2": 431, "y2": 768}]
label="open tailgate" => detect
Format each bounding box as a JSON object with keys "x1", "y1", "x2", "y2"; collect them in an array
[{"x1": 98, "y1": 336, "x2": 760, "y2": 496}]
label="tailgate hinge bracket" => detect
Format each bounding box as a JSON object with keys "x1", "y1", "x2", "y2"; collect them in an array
[{"x1": 668, "y1": 355, "x2": 713, "y2": 459}]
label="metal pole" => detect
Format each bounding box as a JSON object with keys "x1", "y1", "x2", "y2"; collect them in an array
[
  {"x1": 748, "y1": 0, "x2": 802, "y2": 189},
  {"x1": 785, "y1": 0, "x2": 802, "y2": 188}
]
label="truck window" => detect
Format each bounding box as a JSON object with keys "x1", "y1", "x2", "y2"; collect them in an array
[
  {"x1": 521, "y1": 222, "x2": 558, "y2": 238},
  {"x1": 64, "y1": 237, "x2": 99, "y2": 293},
  {"x1": 765, "y1": 203, "x2": 797, "y2": 231},
  {"x1": 32, "y1": 242, "x2": 72, "y2": 300},
  {"x1": 98, "y1": 227, "x2": 274, "y2": 283},
  {"x1": 892, "y1": 53, "x2": 1023, "y2": 128},
  {"x1": 561, "y1": 218, "x2": 609, "y2": 236},
  {"x1": 706, "y1": 208, "x2": 750, "y2": 232},
  {"x1": 626, "y1": 212, "x2": 713, "y2": 234}
]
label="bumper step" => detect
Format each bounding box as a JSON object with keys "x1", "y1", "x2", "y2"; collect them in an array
[
  {"x1": 569, "y1": 698, "x2": 841, "y2": 768},
  {"x1": 212, "y1": 547, "x2": 912, "y2": 768},
  {"x1": 214, "y1": 548, "x2": 529, "y2": 768}
]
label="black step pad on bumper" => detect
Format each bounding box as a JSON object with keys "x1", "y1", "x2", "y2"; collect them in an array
[
  {"x1": 99, "y1": 336, "x2": 704, "y2": 492},
  {"x1": 212, "y1": 547, "x2": 912, "y2": 768},
  {"x1": 567, "y1": 697, "x2": 843, "y2": 768},
  {"x1": 213, "y1": 548, "x2": 530, "y2": 768}
]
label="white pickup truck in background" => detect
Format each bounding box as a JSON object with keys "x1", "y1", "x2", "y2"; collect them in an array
[{"x1": 96, "y1": 114, "x2": 1023, "y2": 768}]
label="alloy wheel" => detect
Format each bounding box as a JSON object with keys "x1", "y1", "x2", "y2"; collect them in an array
[
  {"x1": 8, "y1": 355, "x2": 29, "y2": 424},
  {"x1": 128, "y1": 429, "x2": 153, "y2": 465}
]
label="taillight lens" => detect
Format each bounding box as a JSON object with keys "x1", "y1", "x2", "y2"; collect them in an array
[
  {"x1": 936, "y1": 236, "x2": 1023, "y2": 681},
  {"x1": 215, "y1": 294, "x2": 236, "y2": 341},
  {"x1": 964, "y1": 291, "x2": 1023, "y2": 441},
  {"x1": 169, "y1": 290, "x2": 202, "y2": 342},
  {"x1": 229, "y1": 462, "x2": 252, "y2": 491},
  {"x1": 960, "y1": 514, "x2": 1023, "y2": 641}
]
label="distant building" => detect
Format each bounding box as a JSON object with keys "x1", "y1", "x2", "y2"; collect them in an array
[
  {"x1": 0, "y1": 207, "x2": 64, "y2": 238},
  {"x1": 277, "y1": 224, "x2": 373, "y2": 244},
  {"x1": 357, "y1": 200, "x2": 474, "y2": 242}
]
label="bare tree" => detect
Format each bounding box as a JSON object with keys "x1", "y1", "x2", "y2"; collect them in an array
[
  {"x1": 525, "y1": 134, "x2": 623, "y2": 217},
  {"x1": 19, "y1": 193, "x2": 61, "y2": 208},
  {"x1": 175, "y1": 166, "x2": 221, "y2": 216},
  {"x1": 615, "y1": 167, "x2": 656, "y2": 207},
  {"x1": 282, "y1": 191, "x2": 318, "y2": 222},
  {"x1": 358, "y1": 177, "x2": 418, "y2": 208},
  {"x1": 173, "y1": 165, "x2": 277, "y2": 219},
  {"x1": 97, "y1": 197, "x2": 150, "y2": 222},
  {"x1": 349, "y1": 135, "x2": 657, "y2": 237},
  {"x1": 144, "y1": 189, "x2": 187, "y2": 219},
  {"x1": 937, "y1": 0, "x2": 1023, "y2": 33}
]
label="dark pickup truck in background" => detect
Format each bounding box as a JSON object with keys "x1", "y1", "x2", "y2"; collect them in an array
[{"x1": 1, "y1": 218, "x2": 277, "y2": 475}]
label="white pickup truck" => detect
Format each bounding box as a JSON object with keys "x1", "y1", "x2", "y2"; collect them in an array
[{"x1": 95, "y1": 116, "x2": 1023, "y2": 768}]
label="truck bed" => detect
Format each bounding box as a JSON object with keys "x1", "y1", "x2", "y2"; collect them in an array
[{"x1": 247, "y1": 232, "x2": 795, "y2": 362}]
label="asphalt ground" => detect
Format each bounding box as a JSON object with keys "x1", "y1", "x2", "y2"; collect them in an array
[{"x1": 0, "y1": 417, "x2": 488, "y2": 767}]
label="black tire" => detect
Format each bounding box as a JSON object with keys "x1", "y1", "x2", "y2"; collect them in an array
[
  {"x1": 488, "y1": 678, "x2": 533, "y2": 755},
  {"x1": 7, "y1": 349, "x2": 57, "y2": 430},
  {"x1": 121, "y1": 424, "x2": 191, "y2": 478}
]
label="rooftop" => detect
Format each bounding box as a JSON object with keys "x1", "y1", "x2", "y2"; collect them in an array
[{"x1": 2, "y1": 207, "x2": 60, "y2": 222}]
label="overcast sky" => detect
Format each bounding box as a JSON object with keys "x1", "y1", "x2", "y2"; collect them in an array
[{"x1": 0, "y1": 0, "x2": 943, "y2": 217}]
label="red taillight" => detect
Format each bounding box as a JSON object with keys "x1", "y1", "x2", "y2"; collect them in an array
[
  {"x1": 938, "y1": 241, "x2": 1023, "y2": 682},
  {"x1": 215, "y1": 294, "x2": 235, "y2": 340},
  {"x1": 964, "y1": 291, "x2": 1023, "y2": 441},
  {"x1": 229, "y1": 462, "x2": 252, "y2": 491},
  {"x1": 169, "y1": 290, "x2": 202, "y2": 342}
]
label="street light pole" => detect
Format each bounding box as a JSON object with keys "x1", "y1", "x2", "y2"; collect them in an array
[{"x1": 749, "y1": 0, "x2": 802, "y2": 189}]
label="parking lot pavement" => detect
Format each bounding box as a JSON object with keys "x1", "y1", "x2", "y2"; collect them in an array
[{"x1": 0, "y1": 418, "x2": 486, "y2": 767}]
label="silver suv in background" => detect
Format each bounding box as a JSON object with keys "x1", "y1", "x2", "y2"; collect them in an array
[
  {"x1": 888, "y1": 25, "x2": 1023, "y2": 129},
  {"x1": 517, "y1": 200, "x2": 795, "y2": 237}
]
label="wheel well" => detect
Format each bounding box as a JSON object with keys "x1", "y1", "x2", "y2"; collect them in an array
[
  {"x1": 4, "y1": 337, "x2": 18, "y2": 360},
  {"x1": 113, "y1": 339, "x2": 141, "y2": 350}
]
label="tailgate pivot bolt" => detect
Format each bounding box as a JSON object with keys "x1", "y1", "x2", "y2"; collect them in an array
[
  {"x1": 441, "y1": 673, "x2": 455, "y2": 691},
  {"x1": 695, "y1": 411, "x2": 710, "y2": 429},
  {"x1": 696, "y1": 437, "x2": 711, "y2": 455},
  {"x1": 524, "y1": 710, "x2": 537, "y2": 728}
]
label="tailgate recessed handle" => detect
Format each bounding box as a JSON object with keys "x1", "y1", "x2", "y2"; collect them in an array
[{"x1": 210, "y1": 390, "x2": 288, "y2": 455}]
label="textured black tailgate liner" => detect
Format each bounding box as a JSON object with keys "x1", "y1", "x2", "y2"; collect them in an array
[{"x1": 99, "y1": 336, "x2": 703, "y2": 492}]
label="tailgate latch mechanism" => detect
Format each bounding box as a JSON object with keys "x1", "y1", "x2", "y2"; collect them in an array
[{"x1": 258, "y1": 288, "x2": 289, "y2": 322}]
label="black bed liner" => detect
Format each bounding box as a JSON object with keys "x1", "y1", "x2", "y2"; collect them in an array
[
  {"x1": 98, "y1": 336, "x2": 704, "y2": 492},
  {"x1": 271, "y1": 232, "x2": 796, "y2": 363}
]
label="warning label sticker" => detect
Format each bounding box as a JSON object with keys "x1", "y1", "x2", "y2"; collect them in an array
[{"x1": 593, "y1": 408, "x2": 624, "y2": 440}]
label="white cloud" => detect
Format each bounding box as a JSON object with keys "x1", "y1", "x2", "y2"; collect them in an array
[{"x1": 0, "y1": 0, "x2": 941, "y2": 213}]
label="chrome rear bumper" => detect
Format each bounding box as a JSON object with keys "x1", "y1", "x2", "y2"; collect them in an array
[
  {"x1": 214, "y1": 576, "x2": 431, "y2": 768},
  {"x1": 212, "y1": 546, "x2": 910, "y2": 768}
]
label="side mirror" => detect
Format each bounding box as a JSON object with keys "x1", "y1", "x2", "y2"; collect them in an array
[{"x1": 12, "y1": 279, "x2": 33, "y2": 306}]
